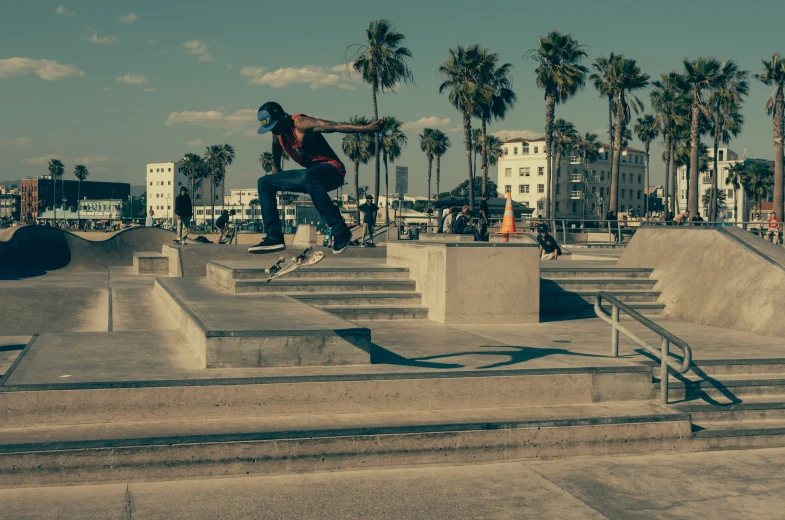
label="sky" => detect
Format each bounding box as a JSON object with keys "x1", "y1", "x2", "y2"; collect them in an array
[{"x1": 1, "y1": 0, "x2": 784, "y2": 196}]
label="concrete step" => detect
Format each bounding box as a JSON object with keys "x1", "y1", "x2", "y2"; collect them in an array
[
  {"x1": 540, "y1": 290, "x2": 661, "y2": 304},
  {"x1": 2, "y1": 366, "x2": 655, "y2": 429},
  {"x1": 233, "y1": 279, "x2": 418, "y2": 294},
  {"x1": 540, "y1": 267, "x2": 653, "y2": 280},
  {"x1": 540, "y1": 302, "x2": 665, "y2": 319},
  {"x1": 0, "y1": 401, "x2": 690, "y2": 487},
  {"x1": 673, "y1": 398, "x2": 785, "y2": 422},
  {"x1": 692, "y1": 419, "x2": 785, "y2": 451},
  {"x1": 132, "y1": 252, "x2": 169, "y2": 275},
  {"x1": 321, "y1": 305, "x2": 429, "y2": 320},
  {"x1": 656, "y1": 376, "x2": 785, "y2": 402},
  {"x1": 232, "y1": 267, "x2": 412, "y2": 281},
  {"x1": 292, "y1": 292, "x2": 423, "y2": 306},
  {"x1": 541, "y1": 279, "x2": 658, "y2": 291},
  {"x1": 667, "y1": 359, "x2": 785, "y2": 377}
]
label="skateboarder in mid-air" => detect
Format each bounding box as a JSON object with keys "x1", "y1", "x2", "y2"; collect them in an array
[{"x1": 248, "y1": 101, "x2": 383, "y2": 254}]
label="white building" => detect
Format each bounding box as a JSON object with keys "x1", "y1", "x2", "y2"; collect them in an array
[
  {"x1": 145, "y1": 161, "x2": 187, "y2": 223},
  {"x1": 675, "y1": 147, "x2": 770, "y2": 221},
  {"x1": 496, "y1": 137, "x2": 647, "y2": 218}
]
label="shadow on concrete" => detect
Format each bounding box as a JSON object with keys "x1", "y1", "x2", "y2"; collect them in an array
[
  {"x1": 540, "y1": 279, "x2": 595, "y2": 322},
  {"x1": 370, "y1": 344, "x2": 464, "y2": 369}
]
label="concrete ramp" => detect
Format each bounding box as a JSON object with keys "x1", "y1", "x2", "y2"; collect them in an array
[
  {"x1": 0, "y1": 226, "x2": 176, "y2": 277},
  {"x1": 617, "y1": 227, "x2": 785, "y2": 337}
]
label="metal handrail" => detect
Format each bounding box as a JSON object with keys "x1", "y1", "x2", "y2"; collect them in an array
[{"x1": 594, "y1": 292, "x2": 692, "y2": 404}]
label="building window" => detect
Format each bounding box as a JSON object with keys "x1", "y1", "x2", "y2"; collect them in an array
[
  {"x1": 600, "y1": 187, "x2": 605, "y2": 197},
  {"x1": 149, "y1": 169, "x2": 153, "y2": 173},
  {"x1": 534, "y1": 146, "x2": 539, "y2": 154},
  {"x1": 537, "y1": 167, "x2": 544, "y2": 176},
  {"x1": 536, "y1": 200, "x2": 544, "y2": 211},
  {"x1": 519, "y1": 167, "x2": 530, "y2": 176},
  {"x1": 556, "y1": 185, "x2": 560, "y2": 195},
  {"x1": 149, "y1": 182, "x2": 152, "y2": 186},
  {"x1": 571, "y1": 202, "x2": 577, "y2": 213},
  {"x1": 168, "y1": 181, "x2": 172, "y2": 185},
  {"x1": 680, "y1": 190, "x2": 686, "y2": 199},
  {"x1": 622, "y1": 173, "x2": 626, "y2": 182},
  {"x1": 168, "y1": 168, "x2": 172, "y2": 172},
  {"x1": 178, "y1": 181, "x2": 182, "y2": 186},
  {"x1": 719, "y1": 150, "x2": 724, "y2": 161},
  {"x1": 621, "y1": 189, "x2": 626, "y2": 198},
  {"x1": 727, "y1": 189, "x2": 734, "y2": 198},
  {"x1": 537, "y1": 184, "x2": 544, "y2": 193},
  {"x1": 504, "y1": 185, "x2": 511, "y2": 194},
  {"x1": 523, "y1": 144, "x2": 529, "y2": 154},
  {"x1": 637, "y1": 175, "x2": 642, "y2": 184},
  {"x1": 681, "y1": 171, "x2": 686, "y2": 180},
  {"x1": 604, "y1": 151, "x2": 609, "y2": 160},
  {"x1": 505, "y1": 168, "x2": 512, "y2": 177},
  {"x1": 637, "y1": 190, "x2": 642, "y2": 199},
  {"x1": 621, "y1": 205, "x2": 626, "y2": 212},
  {"x1": 513, "y1": 147, "x2": 518, "y2": 155},
  {"x1": 555, "y1": 202, "x2": 560, "y2": 212},
  {"x1": 503, "y1": 148, "x2": 508, "y2": 156},
  {"x1": 519, "y1": 185, "x2": 529, "y2": 194},
  {"x1": 600, "y1": 171, "x2": 605, "y2": 181},
  {"x1": 167, "y1": 206, "x2": 171, "y2": 210}
]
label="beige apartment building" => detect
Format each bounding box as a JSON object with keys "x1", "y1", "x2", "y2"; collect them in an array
[{"x1": 496, "y1": 137, "x2": 647, "y2": 219}]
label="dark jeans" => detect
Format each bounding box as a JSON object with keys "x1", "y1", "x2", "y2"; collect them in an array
[{"x1": 258, "y1": 163, "x2": 346, "y2": 237}]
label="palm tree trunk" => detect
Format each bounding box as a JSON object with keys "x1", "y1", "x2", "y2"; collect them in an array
[
  {"x1": 210, "y1": 175, "x2": 215, "y2": 230},
  {"x1": 663, "y1": 133, "x2": 671, "y2": 219},
  {"x1": 688, "y1": 102, "x2": 701, "y2": 215},
  {"x1": 463, "y1": 112, "x2": 474, "y2": 209},
  {"x1": 473, "y1": 150, "x2": 478, "y2": 186},
  {"x1": 544, "y1": 94, "x2": 556, "y2": 219},
  {"x1": 644, "y1": 144, "x2": 650, "y2": 219},
  {"x1": 436, "y1": 154, "x2": 441, "y2": 200},
  {"x1": 481, "y1": 119, "x2": 489, "y2": 197},
  {"x1": 610, "y1": 105, "x2": 624, "y2": 212},
  {"x1": 77, "y1": 180, "x2": 81, "y2": 230},
  {"x1": 372, "y1": 83, "x2": 381, "y2": 207},
  {"x1": 427, "y1": 156, "x2": 433, "y2": 229},
  {"x1": 608, "y1": 95, "x2": 614, "y2": 152},
  {"x1": 384, "y1": 154, "x2": 390, "y2": 225},
  {"x1": 734, "y1": 187, "x2": 738, "y2": 224},
  {"x1": 354, "y1": 160, "x2": 360, "y2": 226},
  {"x1": 53, "y1": 176, "x2": 57, "y2": 226},
  {"x1": 774, "y1": 87, "x2": 784, "y2": 220},
  {"x1": 670, "y1": 139, "x2": 678, "y2": 215},
  {"x1": 554, "y1": 146, "x2": 562, "y2": 218},
  {"x1": 710, "y1": 114, "x2": 719, "y2": 221}
]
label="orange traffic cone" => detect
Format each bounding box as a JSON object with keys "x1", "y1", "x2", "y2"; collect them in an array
[{"x1": 499, "y1": 192, "x2": 517, "y2": 234}]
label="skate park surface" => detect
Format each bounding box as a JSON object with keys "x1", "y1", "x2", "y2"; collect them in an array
[{"x1": 3, "y1": 225, "x2": 785, "y2": 518}]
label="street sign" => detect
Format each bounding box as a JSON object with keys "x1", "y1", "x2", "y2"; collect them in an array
[{"x1": 395, "y1": 166, "x2": 408, "y2": 195}]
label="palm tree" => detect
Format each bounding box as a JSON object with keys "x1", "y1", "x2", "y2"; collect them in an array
[
  {"x1": 707, "y1": 61, "x2": 748, "y2": 221},
  {"x1": 181, "y1": 153, "x2": 203, "y2": 201},
  {"x1": 378, "y1": 116, "x2": 407, "y2": 224},
  {"x1": 204, "y1": 146, "x2": 221, "y2": 228},
  {"x1": 702, "y1": 188, "x2": 727, "y2": 217},
  {"x1": 47, "y1": 158, "x2": 64, "y2": 226},
  {"x1": 574, "y1": 132, "x2": 601, "y2": 217},
  {"x1": 438, "y1": 44, "x2": 494, "y2": 209},
  {"x1": 341, "y1": 115, "x2": 375, "y2": 223},
  {"x1": 755, "y1": 55, "x2": 785, "y2": 220},
  {"x1": 680, "y1": 57, "x2": 723, "y2": 215},
  {"x1": 249, "y1": 198, "x2": 260, "y2": 223},
  {"x1": 526, "y1": 30, "x2": 588, "y2": 219},
  {"x1": 651, "y1": 72, "x2": 688, "y2": 217},
  {"x1": 474, "y1": 49, "x2": 516, "y2": 196},
  {"x1": 725, "y1": 162, "x2": 745, "y2": 223},
  {"x1": 607, "y1": 56, "x2": 649, "y2": 212},
  {"x1": 350, "y1": 19, "x2": 414, "y2": 206},
  {"x1": 551, "y1": 118, "x2": 580, "y2": 216},
  {"x1": 590, "y1": 53, "x2": 622, "y2": 155},
  {"x1": 742, "y1": 161, "x2": 774, "y2": 215},
  {"x1": 73, "y1": 164, "x2": 89, "y2": 229},
  {"x1": 471, "y1": 128, "x2": 483, "y2": 183},
  {"x1": 634, "y1": 114, "x2": 660, "y2": 218},
  {"x1": 419, "y1": 129, "x2": 438, "y2": 207},
  {"x1": 432, "y1": 130, "x2": 451, "y2": 201},
  {"x1": 218, "y1": 144, "x2": 236, "y2": 213},
  {"x1": 258, "y1": 152, "x2": 274, "y2": 176}
]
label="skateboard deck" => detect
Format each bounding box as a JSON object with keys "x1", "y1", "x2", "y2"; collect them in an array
[{"x1": 265, "y1": 247, "x2": 325, "y2": 281}]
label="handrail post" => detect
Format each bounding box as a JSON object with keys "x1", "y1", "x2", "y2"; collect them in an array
[
  {"x1": 611, "y1": 305, "x2": 619, "y2": 357},
  {"x1": 660, "y1": 338, "x2": 670, "y2": 404}
]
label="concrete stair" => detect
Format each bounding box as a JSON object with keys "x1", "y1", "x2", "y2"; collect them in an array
[
  {"x1": 208, "y1": 262, "x2": 428, "y2": 321},
  {"x1": 540, "y1": 265, "x2": 663, "y2": 319},
  {"x1": 132, "y1": 251, "x2": 169, "y2": 275}
]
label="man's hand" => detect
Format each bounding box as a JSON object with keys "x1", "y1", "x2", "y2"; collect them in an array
[{"x1": 366, "y1": 118, "x2": 384, "y2": 133}]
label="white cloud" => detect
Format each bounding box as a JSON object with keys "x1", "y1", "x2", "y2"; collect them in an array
[
  {"x1": 166, "y1": 108, "x2": 257, "y2": 135},
  {"x1": 402, "y1": 117, "x2": 453, "y2": 131},
  {"x1": 0, "y1": 58, "x2": 85, "y2": 81},
  {"x1": 116, "y1": 73, "x2": 147, "y2": 84},
  {"x1": 240, "y1": 64, "x2": 359, "y2": 90},
  {"x1": 54, "y1": 5, "x2": 75, "y2": 16},
  {"x1": 22, "y1": 155, "x2": 118, "y2": 169},
  {"x1": 493, "y1": 129, "x2": 542, "y2": 142},
  {"x1": 183, "y1": 40, "x2": 214, "y2": 62},
  {"x1": 0, "y1": 137, "x2": 32, "y2": 149},
  {"x1": 88, "y1": 30, "x2": 119, "y2": 45},
  {"x1": 102, "y1": 86, "x2": 112, "y2": 91},
  {"x1": 119, "y1": 13, "x2": 137, "y2": 24},
  {"x1": 185, "y1": 139, "x2": 203, "y2": 147},
  {"x1": 143, "y1": 87, "x2": 156, "y2": 92}
]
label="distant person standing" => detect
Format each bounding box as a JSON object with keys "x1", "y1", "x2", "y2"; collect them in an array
[
  {"x1": 767, "y1": 211, "x2": 782, "y2": 244},
  {"x1": 174, "y1": 187, "x2": 193, "y2": 242},
  {"x1": 358, "y1": 195, "x2": 379, "y2": 245},
  {"x1": 606, "y1": 210, "x2": 619, "y2": 243},
  {"x1": 537, "y1": 223, "x2": 562, "y2": 260},
  {"x1": 146, "y1": 208, "x2": 154, "y2": 227}
]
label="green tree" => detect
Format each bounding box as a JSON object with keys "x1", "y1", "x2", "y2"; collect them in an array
[
  {"x1": 652, "y1": 72, "x2": 689, "y2": 216},
  {"x1": 725, "y1": 162, "x2": 745, "y2": 223},
  {"x1": 204, "y1": 144, "x2": 235, "y2": 228},
  {"x1": 755, "y1": 55, "x2": 785, "y2": 220},
  {"x1": 181, "y1": 153, "x2": 204, "y2": 202},
  {"x1": 378, "y1": 116, "x2": 407, "y2": 224},
  {"x1": 485, "y1": 134, "x2": 503, "y2": 169},
  {"x1": 606, "y1": 56, "x2": 649, "y2": 212},
  {"x1": 258, "y1": 152, "x2": 274, "y2": 175},
  {"x1": 249, "y1": 198, "x2": 260, "y2": 223},
  {"x1": 702, "y1": 187, "x2": 726, "y2": 217},
  {"x1": 432, "y1": 129, "x2": 451, "y2": 200},
  {"x1": 474, "y1": 49, "x2": 516, "y2": 196},
  {"x1": 574, "y1": 132, "x2": 601, "y2": 217},
  {"x1": 341, "y1": 115, "x2": 375, "y2": 223},
  {"x1": 450, "y1": 177, "x2": 498, "y2": 198},
  {"x1": 419, "y1": 128, "x2": 438, "y2": 207},
  {"x1": 590, "y1": 53, "x2": 622, "y2": 158},
  {"x1": 742, "y1": 161, "x2": 774, "y2": 215},
  {"x1": 73, "y1": 164, "x2": 89, "y2": 229},
  {"x1": 438, "y1": 44, "x2": 493, "y2": 210},
  {"x1": 708, "y1": 61, "x2": 748, "y2": 221},
  {"x1": 551, "y1": 118, "x2": 579, "y2": 216},
  {"x1": 634, "y1": 114, "x2": 660, "y2": 217},
  {"x1": 526, "y1": 30, "x2": 588, "y2": 219},
  {"x1": 350, "y1": 19, "x2": 414, "y2": 206},
  {"x1": 47, "y1": 158, "x2": 64, "y2": 226},
  {"x1": 471, "y1": 128, "x2": 483, "y2": 183}
]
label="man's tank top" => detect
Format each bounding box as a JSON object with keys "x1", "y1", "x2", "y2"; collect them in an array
[{"x1": 277, "y1": 114, "x2": 346, "y2": 175}]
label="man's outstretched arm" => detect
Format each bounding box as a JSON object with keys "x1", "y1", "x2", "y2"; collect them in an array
[
  {"x1": 295, "y1": 115, "x2": 383, "y2": 134},
  {"x1": 271, "y1": 137, "x2": 283, "y2": 173}
]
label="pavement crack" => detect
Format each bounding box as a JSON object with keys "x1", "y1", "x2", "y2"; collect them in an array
[
  {"x1": 125, "y1": 484, "x2": 133, "y2": 519},
  {"x1": 521, "y1": 464, "x2": 609, "y2": 519}
]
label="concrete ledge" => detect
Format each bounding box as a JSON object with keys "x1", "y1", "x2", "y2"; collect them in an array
[
  {"x1": 132, "y1": 252, "x2": 169, "y2": 275},
  {"x1": 292, "y1": 224, "x2": 317, "y2": 247},
  {"x1": 418, "y1": 233, "x2": 475, "y2": 243},
  {"x1": 153, "y1": 277, "x2": 371, "y2": 368}
]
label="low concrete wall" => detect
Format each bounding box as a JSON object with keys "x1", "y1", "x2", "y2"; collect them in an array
[
  {"x1": 292, "y1": 224, "x2": 317, "y2": 246},
  {"x1": 387, "y1": 242, "x2": 540, "y2": 324},
  {"x1": 617, "y1": 227, "x2": 785, "y2": 337}
]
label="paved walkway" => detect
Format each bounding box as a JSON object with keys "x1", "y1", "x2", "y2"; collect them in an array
[{"x1": 4, "y1": 447, "x2": 785, "y2": 519}]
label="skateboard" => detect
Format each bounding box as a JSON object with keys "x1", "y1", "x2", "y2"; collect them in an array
[
  {"x1": 173, "y1": 234, "x2": 190, "y2": 245},
  {"x1": 265, "y1": 247, "x2": 325, "y2": 281},
  {"x1": 219, "y1": 226, "x2": 236, "y2": 245}
]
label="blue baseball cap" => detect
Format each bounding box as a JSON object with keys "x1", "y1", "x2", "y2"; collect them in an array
[{"x1": 257, "y1": 102, "x2": 284, "y2": 134}]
